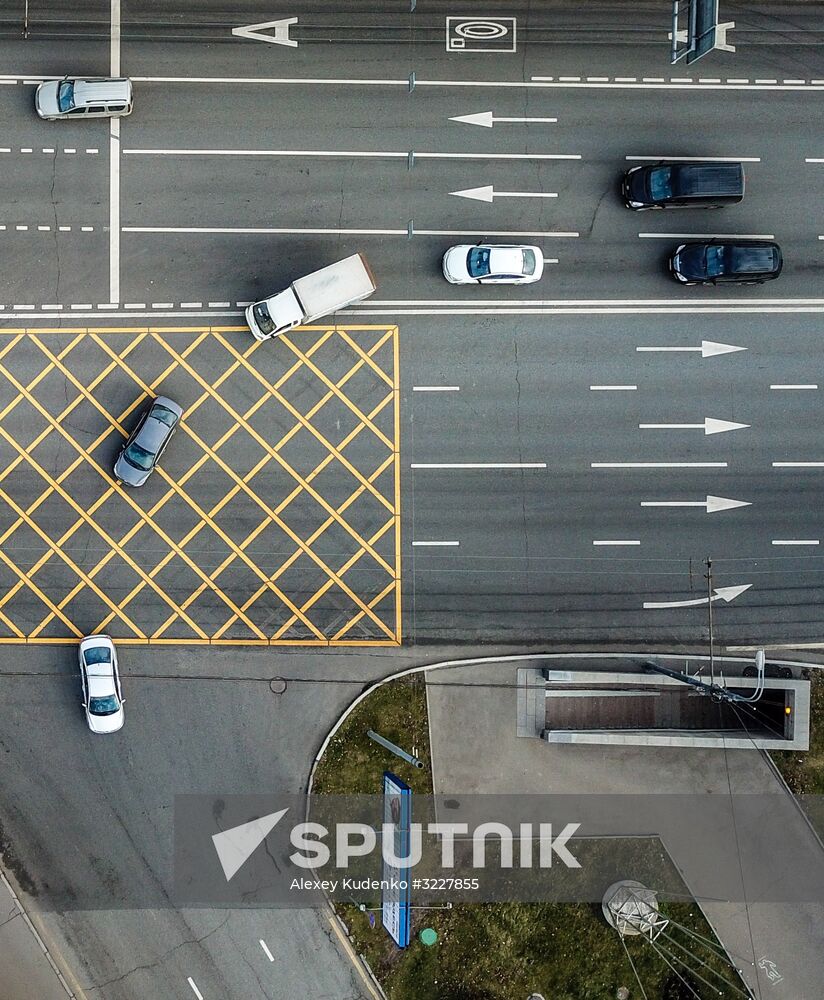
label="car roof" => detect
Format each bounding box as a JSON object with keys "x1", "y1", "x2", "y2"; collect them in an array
[
  {"x1": 487, "y1": 247, "x2": 529, "y2": 274},
  {"x1": 728, "y1": 244, "x2": 779, "y2": 273},
  {"x1": 134, "y1": 397, "x2": 181, "y2": 452},
  {"x1": 71, "y1": 78, "x2": 132, "y2": 103},
  {"x1": 669, "y1": 162, "x2": 744, "y2": 196}
]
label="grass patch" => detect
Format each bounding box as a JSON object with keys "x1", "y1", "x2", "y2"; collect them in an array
[
  {"x1": 312, "y1": 674, "x2": 432, "y2": 796},
  {"x1": 771, "y1": 669, "x2": 824, "y2": 794},
  {"x1": 342, "y1": 900, "x2": 744, "y2": 1000}
]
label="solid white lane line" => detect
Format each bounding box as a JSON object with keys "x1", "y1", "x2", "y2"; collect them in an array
[
  {"x1": 187, "y1": 979, "x2": 204, "y2": 1000},
  {"x1": 592, "y1": 462, "x2": 727, "y2": 468},
  {"x1": 590, "y1": 385, "x2": 637, "y2": 391},
  {"x1": 807, "y1": 158, "x2": 824, "y2": 163},
  {"x1": 770, "y1": 384, "x2": 817, "y2": 390},
  {"x1": 627, "y1": 155, "x2": 760, "y2": 162},
  {"x1": 109, "y1": 0, "x2": 120, "y2": 305},
  {"x1": 773, "y1": 462, "x2": 824, "y2": 467},
  {"x1": 123, "y1": 148, "x2": 581, "y2": 161},
  {"x1": 411, "y1": 463, "x2": 546, "y2": 469},
  {"x1": 412, "y1": 540, "x2": 460, "y2": 546},
  {"x1": 639, "y1": 232, "x2": 774, "y2": 239},
  {"x1": 124, "y1": 227, "x2": 580, "y2": 238},
  {"x1": 772, "y1": 539, "x2": 819, "y2": 545},
  {"x1": 8, "y1": 74, "x2": 824, "y2": 92},
  {"x1": 259, "y1": 940, "x2": 275, "y2": 962},
  {"x1": 593, "y1": 540, "x2": 640, "y2": 546},
  {"x1": 109, "y1": 123, "x2": 120, "y2": 302},
  {"x1": 412, "y1": 385, "x2": 460, "y2": 391}
]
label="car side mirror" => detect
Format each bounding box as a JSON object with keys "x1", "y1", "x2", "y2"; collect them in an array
[{"x1": 81, "y1": 702, "x2": 87, "y2": 708}]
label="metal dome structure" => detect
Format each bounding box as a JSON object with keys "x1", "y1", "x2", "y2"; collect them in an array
[{"x1": 602, "y1": 880, "x2": 669, "y2": 940}]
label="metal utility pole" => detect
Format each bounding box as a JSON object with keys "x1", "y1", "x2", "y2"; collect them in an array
[{"x1": 705, "y1": 557, "x2": 715, "y2": 688}]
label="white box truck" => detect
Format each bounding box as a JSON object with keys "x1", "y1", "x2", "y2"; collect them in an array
[{"x1": 245, "y1": 253, "x2": 376, "y2": 341}]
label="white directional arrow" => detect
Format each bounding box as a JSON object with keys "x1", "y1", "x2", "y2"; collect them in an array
[
  {"x1": 637, "y1": 340, "x2": 746, "y2": 358},
  {"x1": 644, "y1": 584, "x2": 752, "y2": 610},
  {"x1": 639, "y1": 417, "x2": 749, "y2": 435},
  {"x1": 450, "y1": 111, "x2": 557, "y2": 128},
  {"x1": 212, "y1": 809, "x2": 289, "y2": 882},
  {"x1": 641, "y1": 495, "x2": 752, "y2": 513},
  {"x1": 450, "y1": 185, "x2": 558, "y2": 204},
  {"x1": 232, "y1": 17, "x2": 298, "y2": 46}
]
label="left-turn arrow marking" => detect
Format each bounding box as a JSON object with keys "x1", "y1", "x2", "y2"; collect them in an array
[{"x1": 232, "y1": 17, "x2": 298, "y2": 47}]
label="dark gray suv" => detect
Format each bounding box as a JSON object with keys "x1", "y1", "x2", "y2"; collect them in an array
[
  {"x1": 113, "y1": 396, "x2": 183, "y2": 487},
  {"x1": 623, "y1": 161, "x2": 745, "y2": 210}
]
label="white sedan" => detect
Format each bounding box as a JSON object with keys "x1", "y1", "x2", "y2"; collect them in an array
[
  {"x1": 442, "y1": 244, "x2": 544, "y2": 285},
  {"x1": 78, "y1": 634, "x2": 125, "y2": 734}
]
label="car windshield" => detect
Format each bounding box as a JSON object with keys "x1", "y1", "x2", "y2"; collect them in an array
[
  {"x1": 57, "y1": 81, "x2": 75, "y2": 112},
  {"x1": 124, "y1": 441, "x2": 155, "y2": 471},
  {"x1": 521, "y1": 249, "x2": 537, "y2": 276},
  {"x1": 84, "y1": 645, "x2": 111, "y2": 666},
  {"x1": 467, "y1": 248, "x2": 491, "y2": 278},
  {"x1": 252, "y1": 302, "x2": 277, "y2": 336},
  {"x1": 89, "y1": 695, "x2": 119, "y2": 716},
  {"x1": 704, "y1": 245, "x2": 726, "y2": 277},
  {"x1": 648, "y1": 167, "x2": 673, "y2": 200},
  {"x1": 152, "y1": 404, "x2": 178, "y2": 428}
]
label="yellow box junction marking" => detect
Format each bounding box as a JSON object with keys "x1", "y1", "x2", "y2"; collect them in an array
[{"x1": 0, "y1": 326, "x2": 400, "y2": 645}]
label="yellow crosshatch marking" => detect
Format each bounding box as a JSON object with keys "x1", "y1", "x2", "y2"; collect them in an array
[{"x1": 0, "y1": 326, "x2": 401, "y2": 645}]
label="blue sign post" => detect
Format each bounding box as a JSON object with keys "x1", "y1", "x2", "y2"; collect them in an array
[{"x1": 380, "y1": 772, "x2": 412, "y2": 948}]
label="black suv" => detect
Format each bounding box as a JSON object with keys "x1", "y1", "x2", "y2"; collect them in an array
[
  {"x1": 623, "y1": 161, "x2": 745, "y2": 210},
  {"x1": 669, "y1": 240, "x2": 783, "y2": 285}
]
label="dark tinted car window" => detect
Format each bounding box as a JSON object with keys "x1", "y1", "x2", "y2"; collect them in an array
[
  {"x1": 648, "y1": 167, "x2": 673, "y2": 201},
  {"x1": 252, "y1": 302, "x2": 276, "y2": 336},
  {"x1": 152, "y1": 404, "x2": 179, "y2": 428},
  {"x1": 467, "y1": 248, "x2": 491, "y2": 278},
  {"x1": 124, "y1": 441, "x2": 155, "y2": 471}
]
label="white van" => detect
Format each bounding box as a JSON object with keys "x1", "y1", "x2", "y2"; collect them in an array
[
  {"x1": 246, "y1": 253, "x2": 377, "y2": 341},
  {"x1": 35, "y1": 78, "x2": 134, "y2": 120}
]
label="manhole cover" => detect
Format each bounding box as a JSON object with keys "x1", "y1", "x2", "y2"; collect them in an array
[{"x1": 269, "y1": 677, "x2": 287, "y2": 695}]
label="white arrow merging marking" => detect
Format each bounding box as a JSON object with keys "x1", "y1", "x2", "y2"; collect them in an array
[
  {"x1": 212, "y1": 808, "x2": 290, "y2": 881},
  {"x1": 639, "y1": 417, "x2": 749, "y2": 435},
  {"x1": 450, "y1": 111, "x2": 557, "y2": 128},
  {"x1": 450, "y1": 184, "x2": 558, "y2": 203},
  {"x1": 641, "y1": 495, "x2": 752, "y2": 513},
  {"x1": 637, "y1": 340, "x2": 746, "y2": 358},
  {"x1": 644, "y1": 584, "x2": 752, "y2": 610},
  {"x1": 232, "y1": 17, "x2": 298, "y2": 46}
]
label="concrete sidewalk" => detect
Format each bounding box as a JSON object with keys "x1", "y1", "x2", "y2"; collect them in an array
[
  {"x1": 426, "y1": 659, "x2": 824, "y2": 1000},
  {"x1": 0, "y1": 872, "x2": 74, "y2": 1000}
]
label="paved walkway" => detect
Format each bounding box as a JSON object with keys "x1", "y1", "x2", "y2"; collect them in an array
[
  {"x1": 0, "y1": 872, "x2": 73, "y2": 1000},
  {"x1": 426, "y1": 659, "x2": 824, "y2": 1000}
]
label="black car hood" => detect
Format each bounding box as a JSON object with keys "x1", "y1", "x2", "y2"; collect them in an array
[{"x1": 675, "y1": 244, "x2": 709, "y2": 280}]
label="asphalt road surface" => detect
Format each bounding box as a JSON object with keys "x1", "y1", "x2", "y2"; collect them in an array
[{"x1": 1, "y1": 3, "x2": 824, "y2": 998}]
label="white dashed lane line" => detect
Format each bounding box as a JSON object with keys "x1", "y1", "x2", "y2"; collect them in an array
[
  {"x1": 0, "y1": 224, "x2": 99, "y2": 232},
  {"x1": 0, "y1": 147, "x2": 99, "y2": 155}
]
